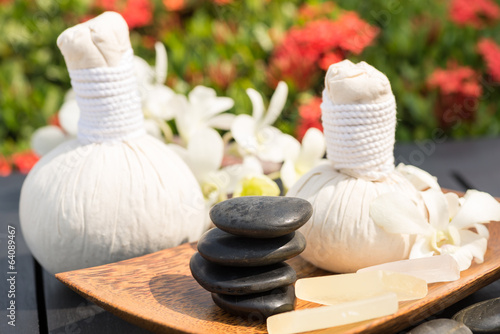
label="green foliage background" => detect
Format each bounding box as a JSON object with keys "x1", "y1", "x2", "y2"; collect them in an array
[{"x1": 1, "y1": 0, "x2": 499, "y2": 155}]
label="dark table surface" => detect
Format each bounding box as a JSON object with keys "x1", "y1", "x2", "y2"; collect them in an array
[{"x1": 1, "y1": 137, "x2": 500, "y2": 334}]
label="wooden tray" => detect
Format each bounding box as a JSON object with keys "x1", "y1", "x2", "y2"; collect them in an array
[{"x1": 56, "y1": 220, "x2": 500, "y2": 334}]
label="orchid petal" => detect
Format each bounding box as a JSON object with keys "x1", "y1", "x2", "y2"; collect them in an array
[
  {"x1": 143, "y1": 119, "x2": 163, "y2": 140},
  {"x1": 451, "y1": 229, "x2": 487, "y2": 271},
  {"x1": 445, "y1": 192, "x2": 461, "y2": 220},
  {"x1": 450, "y1": 190, "x2": 500, "y2": 230},
  {"x1": 370, "y1": 193, "x2": 432, "y2": 235},
  {"x1": 231, "y1": 114, "x2": 258, "y2": 155},
  {"x1": 474, "y1": 223, "x2": 490, "y2": 239},
  {"x1": 448, "y1": 225, "x2": 461, "y2": 245},
  {"x1": 242, "y1": 156, "x2": 264, "y2": 174},
  {"x1": 281, "y1": 135, "x2": 301, "y2": 161},
  {"x1": 133, "y1": 56, "x2": 155, "y2": 85},
  {"x1": 188, "y1": 86, "x2": 233, "y2": 118},
  {"x1": 255, "y1": 127, "x2": 289, "y2": 162},
  {"x1": 262, "y1": 81, "x2": 288, "y2": 127},
  {"x1": 154, "y1": 42, "x2": 167, "y2": 85},
  {"x1": 223, "y1": 156, "x2": 263, "y2": 193},
  {"x1": 206, "y1": 113, "x2": 236, "y2": 130},
  {"x1": 205, "y1": 96, "x2": 234, "y2": 118},
  {"x1": 187, "y1": 128, "x2": 224, "y2": 180},
  {"x1": 58, "y1": 99, "x2": 80, "y2": 136},
  {"x1": 172, "y1": 95, "x2": 192, "y2": 142},
  {"x1": 188, "y1": 86, "x2": 217, "y2": 105},
  {"x1": 233, "y1": 174, "x2": 280, "y2": 197},
  {"x1": 30, "y1": 125, "x2": 67, "y2": 156},
  {"x1": 421, "y1": 189, "x2": 450, "y2": 231},
  {"x1": 396, "y1": 163, "x2": 440, "y2": 191},
  {"x1": 297, "y1": 128, "x2": 326, "y2": 170},
  {"x1": 409, "y1": 235, "x2": 435, "y2": 259},
  {"x1": 145, "y1": 85, "x2": 176, "y2": 120},
  {"x1": 280, "y1": 159, "x2": 298, "y2": 191},
  {"x1": 246, "y1": 88, "x2": 265, "y2": 122},
  {"x1": 201, "y1": 170, "x2": 230, "y2": 206}
]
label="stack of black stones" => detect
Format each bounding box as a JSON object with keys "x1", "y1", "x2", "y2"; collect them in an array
[{"x1": 189, "y1": 196, "x2": 313, "y2": 320}]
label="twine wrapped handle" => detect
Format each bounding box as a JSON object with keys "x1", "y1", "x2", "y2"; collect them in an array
[
  {"x1": 57, "y1": 12, "x2": 145, "y2": 144},
  {"x1": 321, "y1": 60, "x2": 396, "y2": 181}
]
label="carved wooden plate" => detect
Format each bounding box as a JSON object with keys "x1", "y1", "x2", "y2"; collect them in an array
[{"x1": 56, "y1": 220, "x2": 500, "y2": 334}]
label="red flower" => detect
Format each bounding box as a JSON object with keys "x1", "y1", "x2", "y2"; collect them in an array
[
  {"x1": 296, "y1": 97, "x2": 323, "y2": 141},
  {"x1": 0, "y1": 155, "x2": 11, "y2": 177},
  {"x1": 477, "y1": 38, "x2": 500, "y2": 82},
  {"x1": 319, "y1": 51, "x2": 344, "y2": 71},
  {"x1": 450, "y1": 0, "x2": 500, "y2": 28},
  {"x1": 268, "y1": 26, "x2": 322, "y2": 90},
  {"x1": 336, "y1": 12, "x2": 380, "y2": 55},
  {"x1": 268, "y1": 12, "x2": 378, "y2": 91},
  {"x1": 427, "y1": 63, "x2": 482, "y2": 127},
  {"x1": 95, "y1": 0, "x2": 153, "y2": 28},
  {"x1": 428, "y1": 64, "x2": 482, "y2": 97},
  {"x1": 163, "y1": 0, "x2": 184, "y2": 11},
  {"x1": 11, "y1": 151, "x2": 39, "y2": 174}
]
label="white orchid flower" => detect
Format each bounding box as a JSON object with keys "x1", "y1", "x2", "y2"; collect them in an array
[
  {"x1": 222, "y1": 155, "x2": 280, "y2": 197},
  {"x1": 169, "y1": 127, "x2": 227, "y2": 205},
  {"x1": 396, "y1": 163, "x2": 441, "y2": 191},
  {"x1": 170, "y1": 128, "x2": 277, "y2": 221},
  {"x1": 231, "y1": 81, "x2": 292, "y2": 163},
  {"x1": 172, "y1": 85, "x2": 235, "y2": 145},
  {"x1": 370, "y1": 189, "x2": 500, "y2": 271},
  {"x1": 135, "y1": 42, "x2": 177, "y2": 142},
  {"x1": 280, "y1": 128, "x2": 326, "y2": 191},
  {"x1": 233, "y1": 174, "x2": 280, "y2": 197},
  {"x1": 138, "y1": 42, "x2": 176, "y2": 122}
]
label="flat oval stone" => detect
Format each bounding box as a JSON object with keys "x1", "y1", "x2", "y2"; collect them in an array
[
  {"x1": 209, "y1": 196, "x2": 312, "y2": 238},
  {"x1": 197, "y1": 228, "x2": 306, "y2": 266},
  {"x1": 408, "y1": 319, "x2": 472, "y2": 334},
  {"x1": 212, "y1": 285, "x2": 295, "y2": 319},
  {"x1": 453, "y1": 297, "x2": 500, "y2": 333},
  {"x1": 189, "y1": 252, "x2": 296, "y2": 295}
]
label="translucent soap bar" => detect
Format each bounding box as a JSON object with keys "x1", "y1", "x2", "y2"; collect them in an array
[
  {"x1": 266, "y1": 292, "x2": 398, "y2": 334},
  {"x1": 357, "y1": 254, "x2": 460, "y2": 283},
  {"x1": 295, "y1": 270, "x2": 427, "y2": 305}
]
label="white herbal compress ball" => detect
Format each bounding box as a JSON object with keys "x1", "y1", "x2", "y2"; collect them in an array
[
  {"x1": 287, "y1": 60, "x2": 425, "y2": 273},
  {"x1": 19, "y1": 12, "x2": 206, "y2": 274}
]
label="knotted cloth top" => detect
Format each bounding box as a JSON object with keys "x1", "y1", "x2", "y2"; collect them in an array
[{"x1": 321, "y1": 60, "x2": 396, "y2": 181}]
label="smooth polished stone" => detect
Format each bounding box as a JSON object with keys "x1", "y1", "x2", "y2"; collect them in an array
[
  {"x1": 209, "y1": 196, "x2": 313, "y2": 238},
  {"x1": 408, "y1": 319, "x2": 472, "y2": 334},
  {"x1": 453, "y1": 297, "x2": 500, "y2": 333},
  {"x1": 295, "y1": 270, "x2": 427, "y2": 305},
  {"x1": 266, "y1": 292, "x2": 398, "y2": 334},
  {"x1": 189, "y1": 252, "x2": 296, "y2": 295},
  {"x1": 212, "y1": 285, "x2": 295, "y2": 319},
  {"x1": 197, "y1": 228, "x2": 306, "y2": 267},
  {"x1": 357, "y1": 254, "x2": 460, "y2": 283}
]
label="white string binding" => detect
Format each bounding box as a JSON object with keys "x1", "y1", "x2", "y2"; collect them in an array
[
  {"x1": 321, "y1": 90, "x2": 396, "y2": 181},
  {"x1": 69, "y1": 48, "x2": 145, "y2": 144}
]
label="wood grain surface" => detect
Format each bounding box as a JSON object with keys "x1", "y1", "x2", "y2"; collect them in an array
[{"x1": 56, "y1": 217, "x2": 500, "y2": 334}]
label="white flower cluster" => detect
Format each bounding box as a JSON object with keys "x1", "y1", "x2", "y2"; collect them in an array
[
  {"x1": 31, "y1": 42, "x2": 326, "y2": 209},
  {"x1": 370, "y1": 165, "x2": 500, "y2": 271}
]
